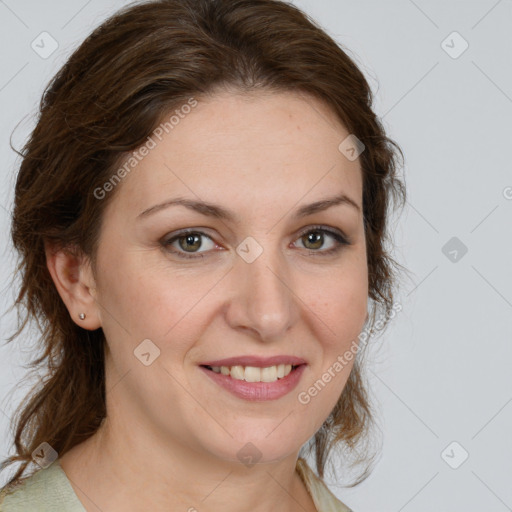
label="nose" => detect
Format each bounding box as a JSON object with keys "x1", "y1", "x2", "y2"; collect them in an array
[{"x1": 224, "y1": 239, "x2": 299, "y2": 341}]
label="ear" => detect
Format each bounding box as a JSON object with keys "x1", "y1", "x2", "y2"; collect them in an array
[{"x1": 44, "y1": 242, "x2": 102, "y2": 330}]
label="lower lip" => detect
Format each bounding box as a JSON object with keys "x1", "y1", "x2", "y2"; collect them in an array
[{"x1": 199, "y1": 365, "x2": 306, "y2": 401}]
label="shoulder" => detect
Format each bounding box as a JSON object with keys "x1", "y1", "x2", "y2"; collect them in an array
[
  {"x1": 0, "y1": 469, "x2": 39, "y2": 511},
  {"x1": 296, "y1": 457, "x2": 354, "y2": 512},
  {"x1": 0, "y1": 461, "x2": 84, "y2": 512}
]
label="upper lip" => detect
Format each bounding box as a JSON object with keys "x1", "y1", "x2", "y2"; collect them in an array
[{"x1": 200, "y1": 355, "x2": 307, "y2": 368}]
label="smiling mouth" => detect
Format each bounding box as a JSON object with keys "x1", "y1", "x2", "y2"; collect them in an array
[{"x1": 201, "y1": 364, "x2": 303, "y2": 383}]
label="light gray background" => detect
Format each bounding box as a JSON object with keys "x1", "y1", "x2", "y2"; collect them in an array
[{"x1": 1, "y1": 1, "x2": 511, "y2": 510}]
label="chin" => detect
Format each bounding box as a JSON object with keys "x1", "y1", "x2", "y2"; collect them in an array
[{"x1": 199, "y1": 424, "x2": 307, "y2": 467}]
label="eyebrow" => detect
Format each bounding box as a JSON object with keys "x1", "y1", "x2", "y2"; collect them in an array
[{"x1": 136, "y1": 193, "x2": 361, "y2": 222}]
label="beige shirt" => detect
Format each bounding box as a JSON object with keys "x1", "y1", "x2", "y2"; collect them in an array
[{"x1": 0, "y1": 457, "x2": 353, "y2": 511}]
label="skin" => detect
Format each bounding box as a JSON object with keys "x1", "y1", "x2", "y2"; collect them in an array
[{"x1": 47, "y1": 89, "x2": 368, "y2": 512}]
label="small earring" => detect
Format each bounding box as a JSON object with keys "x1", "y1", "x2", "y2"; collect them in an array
[{"x1": 79, "y1": 313, "x2": 86, "y2": 320}]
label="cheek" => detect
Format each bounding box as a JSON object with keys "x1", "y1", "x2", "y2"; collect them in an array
[
  {"x1": 303, "y1": 262, "x2": 368, "y2": 341},
  {"x1": 93, "y1": 246, "x2": 171, "y2": 341},
  {"x1": 95, "y1": 246, "x2": 221, "y2": 357}
]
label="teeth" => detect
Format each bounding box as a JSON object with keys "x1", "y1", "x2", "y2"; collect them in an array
[
  {"x1": 209, "y1": 364, "x2": 295, "y2": 382},
  {"x1": 244, "y1": 366, "x2": 261, "y2": 382},
  {"x1": 230, "y1": 365, "x2": 245, "y2": 380},
  {"x1": 261, "y1": 366, "x2": 276, "y2": 382}
]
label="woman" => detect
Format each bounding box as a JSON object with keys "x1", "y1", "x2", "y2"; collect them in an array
[{"x1": 0, "y1": 0, "x2": 405, "y2": 510}]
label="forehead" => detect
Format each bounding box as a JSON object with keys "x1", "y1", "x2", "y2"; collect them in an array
[{"x1": 108, "y1": 90, "x2": 362, "y2": 218}]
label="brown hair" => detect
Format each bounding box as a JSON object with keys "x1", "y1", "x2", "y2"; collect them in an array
[{"x1": 2, "y1": 0, "x2": 405, "y2": 488}]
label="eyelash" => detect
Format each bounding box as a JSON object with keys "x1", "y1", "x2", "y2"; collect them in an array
[{"x1": 161, "y1": 225, "x2": 350, "y2": 260}]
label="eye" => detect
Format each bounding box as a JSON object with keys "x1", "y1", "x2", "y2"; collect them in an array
[
  {"x1": 293, "y1": 226, "x2": 349, "y2": 256},
  {"x1": 161, "y1": 225, "x2": 350, "y2": 260},
  {"x1": 162, "y1": 230, "x2": 217, "y2": 259}
]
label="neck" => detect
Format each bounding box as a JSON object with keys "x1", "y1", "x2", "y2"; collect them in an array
[{"x1": 59, "y1": 414, "x2": 317, "y2": 512}]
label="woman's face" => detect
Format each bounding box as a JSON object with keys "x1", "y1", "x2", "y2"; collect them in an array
[{"x1": 89, "y1": 89, "x2": 368, "y2": 466}]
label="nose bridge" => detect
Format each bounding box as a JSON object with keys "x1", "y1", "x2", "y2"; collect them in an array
[{"x1": 228, "y1": 234, "x2": 297, "y2": 340}]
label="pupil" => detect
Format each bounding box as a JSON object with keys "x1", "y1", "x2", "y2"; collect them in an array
[
  {"x1": 180, "y1": 234, "x2": 201, "y2": 252},
  {"x1": 305, "y1": 231, "x2": 322, "y2": 249}
]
